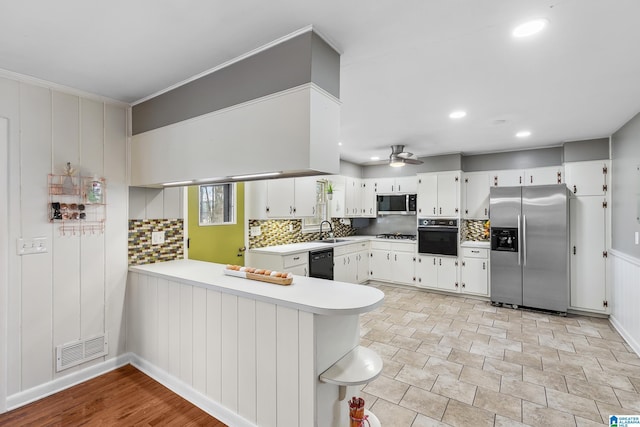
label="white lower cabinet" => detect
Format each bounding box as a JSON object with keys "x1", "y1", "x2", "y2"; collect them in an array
[
  {"x1": 247, "y1": 251, "x2": 309, "y2": 277},
  {"x1": 369, "y1": 241, "x2": 416, "y2": 285},
  {"x1": 415, "y1": 255, "x2": 459, "y2": 291},
  {"x1": 333, "y1": 241, "x2": 370, "y2": 284},
  {"x1": 460, "y1": 247, "x2": 489, "y2": 296}
]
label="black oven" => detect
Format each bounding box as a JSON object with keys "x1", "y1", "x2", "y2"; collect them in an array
[{"x1": 417, "y1": 218, "x2": 458, "y2": 256}]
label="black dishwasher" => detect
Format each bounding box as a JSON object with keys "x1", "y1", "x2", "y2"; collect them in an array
[{"x1": 309, "y1": 248, "x2": 334, "y2": 280}]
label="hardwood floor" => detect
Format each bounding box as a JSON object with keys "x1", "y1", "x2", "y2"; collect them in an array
[{"x1": 0, "y1": 364, "x2": 227, "y2": 426}]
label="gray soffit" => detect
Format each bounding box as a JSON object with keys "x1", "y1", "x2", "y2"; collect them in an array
[{"x1": 132, "y1": 30, "x2": 340, "y2": 135}]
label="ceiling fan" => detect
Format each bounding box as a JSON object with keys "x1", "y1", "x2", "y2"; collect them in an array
[{"x1": 389, "y1": 145, "x2": 424, "y2": 167}]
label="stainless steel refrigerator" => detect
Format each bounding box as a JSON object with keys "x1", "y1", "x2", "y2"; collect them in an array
[{"x1": 489, "y1": 184, "x2": 571, "y2": 313}]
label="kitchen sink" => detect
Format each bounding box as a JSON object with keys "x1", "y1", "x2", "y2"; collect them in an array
[{"x1": 312, "y1": 239, "x2": 348, "y2": 244}]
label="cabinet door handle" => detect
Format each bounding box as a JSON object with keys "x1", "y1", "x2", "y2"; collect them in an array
[
  {"x1": 573, "y1": 185, "x2": 577, "y2": 194},
  {"x1": 519, "y1": 176, "x2": 522, "y2": 184},
  {"x1": 293, "y1": 256, "x2": 300, "y2": 260},
  {"x1": 482, "y1": 262, "x2": 486, "y2": 270},
  {"x1": 462, "y1": 261, "x2": 465, "y2": 266},
  {"x1": 433, "y1": 258, "x2": 436, "y2": 265},
  {"x1": 395, "y1": 254, "x2": 397, "y2": 261},
  {"x1": 387, "y1": 253, "x2": 390, "y2": 260},
  {"x1": 343, "y1": 258, "x2": 346, "y2": 265},
  {"x1": 530, "y1": 175, "x2": 533, "y2": 184},
  {"x1": 312, "y1": 206, "x2": 315, "y2": 215},
  {"x1": 304, "y1": 267, "x2": 307, "y2": 276},
  {"x1": 433, "y1": 207, "x2": 436, "y2": 214},
  {"x1": 439, "y1": 258, "x2": 442, "y2": 266},
  {"x1": 485, "y1": 208, "x2": 488, "y2": 215},
  {"x1": 439, "y1": 207, "x2": 442, "y2": 214},
  {"x1": 290, "y1": 206, "x2": 293, "y2": 214}
]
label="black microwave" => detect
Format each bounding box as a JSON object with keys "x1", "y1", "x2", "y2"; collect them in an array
[{"x1": 376, "y1": 194, "x2": 417, "y2": 215}]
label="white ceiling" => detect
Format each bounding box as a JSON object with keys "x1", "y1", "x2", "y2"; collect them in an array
[{"x1": 2, "y1": 0, "x2": 640, "y2": 165}]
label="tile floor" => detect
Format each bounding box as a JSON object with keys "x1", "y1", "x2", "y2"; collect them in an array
[{"x1": 359, "y1": 284, "x2": 640, "y2": 426}]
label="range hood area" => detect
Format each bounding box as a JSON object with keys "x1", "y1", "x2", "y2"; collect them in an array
[{"x1": 130, "y1": 29, "x2": 341, "y2": 187}]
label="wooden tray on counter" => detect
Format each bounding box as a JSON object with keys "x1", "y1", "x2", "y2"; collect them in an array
[{"x1": 223, "y1": 269, "x2": 293, "y2": 286}]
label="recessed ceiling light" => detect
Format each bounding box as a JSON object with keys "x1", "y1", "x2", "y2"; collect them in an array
[
  {"x1": 338, "y1": 142, "x2": 343, "y2": 146},
  {"x1": 370, "y1": 156, "x2": 380, "y2": 161},
  {"x1": 512, "y1": 19, "x2": 548, "y2": 38},
  {"x1": 449, "y1": 110, "x2": 467, "y2": 119},
  {"x1": 516, "y1": 130, "x2": 532, "y2": 138}
]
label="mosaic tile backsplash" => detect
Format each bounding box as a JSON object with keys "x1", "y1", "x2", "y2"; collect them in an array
[
  {"x1": 129, "y1": 219, "x2": 184, "y2": 265},
  {"x1": 461, "y1": 219, "x2": 490, "y2": 242},
  {"x1": 248, "y1": 218, "x2": 356, "y2": 249}
]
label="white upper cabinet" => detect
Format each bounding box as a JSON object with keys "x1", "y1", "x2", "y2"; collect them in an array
[
  {"x1": 245, "y1": 180, "x2": 268, "y2": 220},
  {"x1": 252, "y1": 177, "x2": 320, "y2": 219},
  {"x1": 373, "y1": 178, "x2": 394, "y2": 194},
  {"x1": 437, "y1": 172, "x2": 461, "y2": 217},
  {"x1": 328, "y1": 175, "x2": 346, "y2": 218},
  {"x1": 463, "y1": 172, "x2": 490, "y2": 219},
  {"x1": 417, "y1": 171, "x2": 461, "y2": 217},
  {"x1": 416, "y1": 173, "x2": 438, "y2": 216},
  {"x1": 266, "y1": 178, "x2": 296, "y2": 218},
  {"x1": 361, "y1": 179, "x2": 377, "y2": 217},
  {"x1": 293, "y1": 176, "x2": 318, "y2": 217},
  {"x1": 491, "y1": 166, "x2": 563, "y2": 187},
  {"x1": 564, "y1": 160, "x2": 609, "y2": 196},
  {"x1": 524, "y1": 166, "x2": 564, "y2": 186},
  {"x1": 374, "y1": 176, "x2": 418, "y2": 194},
  {"x1": 395, "y1": 176, "x2": 418, "y2": 194},
  {"x1": 490, "y1": 169, "x2": 524, "y2": 187},
  {"x1": 344, "y1": 177, "x2": 362, "y2": 217}
]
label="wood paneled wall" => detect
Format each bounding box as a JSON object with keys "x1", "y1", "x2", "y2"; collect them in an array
[
  {"x1": 0, "y1": 76, "x2": 128, "y2": 402},
  {"x1": 610, "y1": 252, "x2": 640, "y2": 355},
  {"x1": 126, "y1": 272, "x2": 317, "y2": 427}
]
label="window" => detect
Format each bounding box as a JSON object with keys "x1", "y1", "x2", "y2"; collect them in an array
[
  {"x1": 302, "y1": 180, "x2": 328, "y2": 232},
  {"x1": 199, "y1": 183, "x2": 236, "y2": 225}
]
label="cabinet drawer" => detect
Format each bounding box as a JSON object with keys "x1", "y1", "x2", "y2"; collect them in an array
[
  {"x1": 462, "y1": 247, "x2": 488, "y2": 259},
  {"x1": 334, "y1": 244, "x2": 359, "y2": 257},
  {"x1": 371, "y1": 241, "x2": 392, "y2": 250},
  {"x1": 391, "y1": 242, "x2": 416, "y2": 253},
  {"x1": 283, "y1": 252, "x2": 308, "y2": 268}
]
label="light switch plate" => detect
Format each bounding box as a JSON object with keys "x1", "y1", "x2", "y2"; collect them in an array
[
  {"x1": 151, "y1": 231, "x2": 165, "y2": 245},
  {"x1": 250, "y1": 226, "x2": 261, "y2": 236},
  {"x1": 17, "y1": 237, "x2": 48, "y2": 255},
  {"x1": 635, "y1": 231, "x2": 639, "y2": 245}
]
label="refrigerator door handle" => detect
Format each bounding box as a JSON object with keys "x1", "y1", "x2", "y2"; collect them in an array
[
  {"x1": 522, "y1": 214, "x2": 527, "y2": 266},
  {"x1": 517, "y1": 214, "x2": 522, "y2": 266}
]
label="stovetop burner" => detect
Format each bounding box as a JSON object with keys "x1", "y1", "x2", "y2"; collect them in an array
[{"x1": 375, "y1": 233, "x2": 416, "y2": 240}]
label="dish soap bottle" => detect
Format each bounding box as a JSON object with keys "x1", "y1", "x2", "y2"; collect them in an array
[{"x1": 87, "y1": 176, "x2": 102, "y2": 203}]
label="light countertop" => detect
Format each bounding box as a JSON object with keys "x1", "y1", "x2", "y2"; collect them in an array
[
  {"x1": 249, "y1": 235, "x2": 415, "y2": 255},
  {"x1": 129, "y1": 259, "x2": 385, "y2": 316}
]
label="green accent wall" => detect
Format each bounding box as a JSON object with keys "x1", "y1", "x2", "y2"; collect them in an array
[{"x1": 187, "y1": 183, "x2": 245, "y2": 265}]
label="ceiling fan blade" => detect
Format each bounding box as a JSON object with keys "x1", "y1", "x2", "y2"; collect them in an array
[{"x1": 402, "y1": 157, "x2": 423, "y2": 165}]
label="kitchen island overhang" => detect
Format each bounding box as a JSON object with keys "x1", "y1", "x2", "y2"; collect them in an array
[{"x1": 127, "y1": 259, "x2": 384, "y2": 427}]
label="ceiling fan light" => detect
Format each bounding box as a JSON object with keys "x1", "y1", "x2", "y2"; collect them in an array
[{"x1": 389, "y1": 154, "x2": 406, "y2": 167}]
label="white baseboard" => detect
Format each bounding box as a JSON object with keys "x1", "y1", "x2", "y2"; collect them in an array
[
  {"x1": 609, "y1": 315, "x2": 640, "y2": 357},
  {"x1": 129, "y1": 354, "x2": 256, "y2": 427},
  {"x1": 6, "y1": 353, "x2": 132, "y2": 411}
]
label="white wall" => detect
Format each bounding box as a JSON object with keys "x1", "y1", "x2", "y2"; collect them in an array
[
  {"x1": 610, "y1": 111, "x2": 640, "y2": 356},
  {"x1": 0, "y1": 76, "x2": 129, "y2": 410}
]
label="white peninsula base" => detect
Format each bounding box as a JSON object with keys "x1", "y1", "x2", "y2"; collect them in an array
[{"x1": 127, "y1": 260, "x2": 384, "y2": 427}]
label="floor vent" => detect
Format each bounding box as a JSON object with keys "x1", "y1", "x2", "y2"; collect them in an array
[{"x1": 56, "y1": 333, "x2": 108, "y2": 372}]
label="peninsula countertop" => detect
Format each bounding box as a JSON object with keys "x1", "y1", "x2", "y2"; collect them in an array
[{"x1": 129, "y1": 259, "x2": 385, "y2": 316}]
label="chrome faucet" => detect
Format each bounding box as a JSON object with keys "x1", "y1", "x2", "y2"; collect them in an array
[{"x1": 319, "y1": 220, "x2": 334, "y2": 240}]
